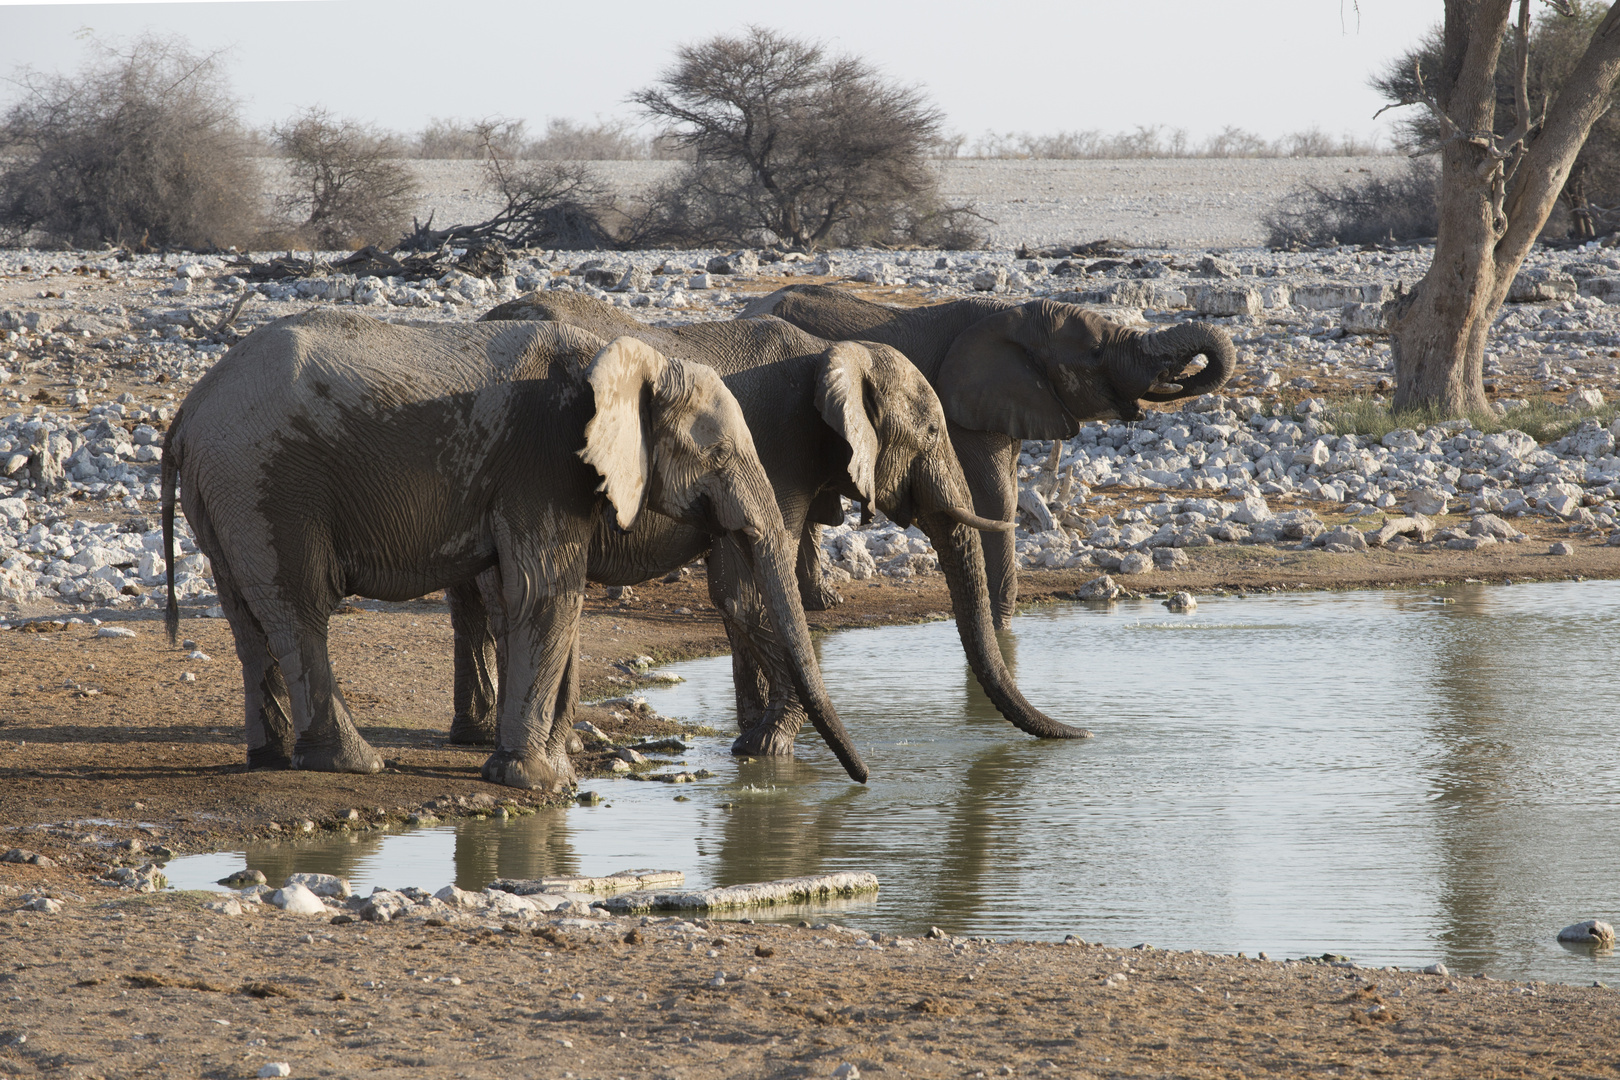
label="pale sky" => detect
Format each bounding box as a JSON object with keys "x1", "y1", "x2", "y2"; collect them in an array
[{"x1": 0, "y1": 1, "x2": 1440, "y2": 146}]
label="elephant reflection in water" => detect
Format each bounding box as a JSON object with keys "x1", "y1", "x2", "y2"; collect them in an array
[
  {"x1": 708, "y1": 636, "x2": 1037, "y2": 933},
  {"x1": 450, "y1": 810, "x2": 580, "y2": 891},
  {"x1": 241, "y1": 830, "x2": 387, "y2": 889},
  {"x1": 234, "y1": 809, "x2": 582, "y2": 893}
]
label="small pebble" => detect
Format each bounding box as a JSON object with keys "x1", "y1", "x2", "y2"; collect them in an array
[{"x1": 257, "y1": 1066, "x2": 291, "y2": 1079}]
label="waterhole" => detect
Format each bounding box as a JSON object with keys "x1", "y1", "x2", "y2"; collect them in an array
[{"x1": 168, "y1": 579, "x2": 1620, "y2": 983}]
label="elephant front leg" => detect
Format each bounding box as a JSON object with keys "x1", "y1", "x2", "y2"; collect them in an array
[
  {"x1": 796, "y1": 522, "x2": 843, "y2": 612},
  {"x1": 955, "y1": 428, "x2": 1021, "y2": 629},
  {"x1": 708, "y1": 537, "x2": 807, "y2": 757},
  {"x1": 480, "y1": 556, "x2": 585, "y2": 792},
  {"x1": 446, "y1": 579, "x2": 498, "y2": 745}
]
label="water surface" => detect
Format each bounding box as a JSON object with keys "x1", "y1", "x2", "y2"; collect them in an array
[{"x1": 169, "y1": 580, "x2": 1620, "y2": 983}]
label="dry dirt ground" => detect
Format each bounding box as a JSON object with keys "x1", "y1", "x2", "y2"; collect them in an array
[{"x1": 5, "y1": 895, "x2": 1619, "y2": 1080}]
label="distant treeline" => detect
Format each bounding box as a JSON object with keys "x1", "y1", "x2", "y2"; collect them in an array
[
  {"x1": 241, "y1": 117, "x2": 692, "y2": 162},
  {"x1": 959, "y1": 125, "x2": 1388, "y2": 160},
  {"x1": 244, "y1": 118, "x2": 1390, "y2": 163}
]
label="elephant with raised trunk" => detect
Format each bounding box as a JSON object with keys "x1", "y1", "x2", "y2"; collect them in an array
[
  {"x1": 160, "y1": 309, "x2": 867, "y2": 789},
  {"x1": 465, "y1": 290, "x2": 1089, "y2": 757},
  {"x1": 740, "y1": 286, "x2": 1238, "y2": 625}
]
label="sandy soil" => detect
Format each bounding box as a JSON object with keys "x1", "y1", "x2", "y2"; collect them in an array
[{"x1": 2, "y1": 887, "x2": 1616, "y2": 1080}]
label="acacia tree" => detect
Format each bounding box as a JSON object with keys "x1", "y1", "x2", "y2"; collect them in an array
[
  {"x1": 1373, "y1": 3, "x2": 1620, "y2": 239},
  {"x1": 1382, "y1": 0, "x2": 1620, "y2": 414},
  {"x1": 273, "y1": 107, "x2": 417, "y2": 248},
  {"x1": 631, "y1": 26, "x2": 947, "y2": 249}
]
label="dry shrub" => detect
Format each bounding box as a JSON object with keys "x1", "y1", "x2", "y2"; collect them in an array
[
  {"x1": 0, "y1": 35, "x2": 261, "y2": 250},
  {"x1": 271, "y1": 107, "x2": 417, "y2": 249},
  {"x1": 1263, "y1": 159, "x2": 1440, "y2": 248}
]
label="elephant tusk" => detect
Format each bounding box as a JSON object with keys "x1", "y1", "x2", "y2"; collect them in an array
[
  {"x1": 943, "y1": 505, "x2": 1015, "y2": 532},
  {"x1": 1147, "y1": 380, "x2": 1184, "y2": 394}
]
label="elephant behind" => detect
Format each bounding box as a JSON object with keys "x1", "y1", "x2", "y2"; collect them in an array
[
  {"x1": 739, "y1": 285, "x2": 1239, "y2": 626},
  {"x1": 160, "y1": 309, "x2": 868, "y2": 789},
  {"x1": 469, "y1": 290, "x2": 1090, "y2": 757}
]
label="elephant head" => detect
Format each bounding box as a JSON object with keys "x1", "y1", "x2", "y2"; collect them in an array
[
  {"x1": 813, "y1": 340, "x2": 1088, "y2": 741},
  {"x1": 936, "y1": 301, "x2": 1236, "y2": 430},
  {"x1": 580, "y1": 336, "x2": 870, "y2": 783}
]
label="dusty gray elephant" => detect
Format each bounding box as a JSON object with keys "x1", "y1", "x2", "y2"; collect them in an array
[
  {"x1": 740, "y1": 286, "x2": 1238, "y2": 626},
  {"x1": 455, "y1": 290, "x2": 1089, "y2": 757},
  {"x1": 160, "y1": 308, "x2": 868, "y2": 789}
]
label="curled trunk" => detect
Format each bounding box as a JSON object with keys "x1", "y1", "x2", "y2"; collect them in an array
[
  {"x1": 920, "y1": 511, "x2": 1091, "y2": 741},
  {"x1": 1132, "y1": 322, "x2": 1236, "y2": 402}
]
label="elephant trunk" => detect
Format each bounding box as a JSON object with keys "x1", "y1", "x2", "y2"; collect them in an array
[
  {"x1": 918, "y1": 511, "x2": 1092, "y2": 741},
  {"x1": 942, "y1": 504, "x2": 1015, "y2": 532},
  {"x1": 1132, "y1": 322, "x2": 1237, "y2": 402},
  {"x1": 731, "y1": 495, "x2": 870, "y2": 783}
]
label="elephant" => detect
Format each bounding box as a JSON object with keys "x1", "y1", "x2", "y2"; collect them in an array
[
  {"x1": 459, "y1": 289, "x2": 1089, "y2": 757},
  {"x1": 739, "y1": 285, "x2": 1238, "y2": 626},
  {"x1": 159, "y1": 308, "x2": 868, "y2": 789}
]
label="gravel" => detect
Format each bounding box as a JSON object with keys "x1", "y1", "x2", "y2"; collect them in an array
[{"x1": 3, "y1": 158, "x2": 1620, "y2": 616}]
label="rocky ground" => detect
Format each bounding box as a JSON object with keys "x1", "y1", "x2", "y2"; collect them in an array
[
  {"x1": 4, "y1": 892, "x2": 1617, "y2": 1080},
  {"x1": 7, "y1": 164, "x2": 1620, "y2": 1074}
]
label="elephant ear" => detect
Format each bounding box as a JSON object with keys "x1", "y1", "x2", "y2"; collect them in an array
[
  {"x1": 814, "y1": 341, "x2": 881, "y2": 504},
  {"x1": 936, "y1": 305, "x2": 1081, "y2": 440},
  {"x1": 580, "y1": 336, "x2": 668, "y2": 530}
]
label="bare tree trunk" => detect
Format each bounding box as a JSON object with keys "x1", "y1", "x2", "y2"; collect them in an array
[{"x1": 1392, "y1": 0, "x2": 1620, "y2": 415}]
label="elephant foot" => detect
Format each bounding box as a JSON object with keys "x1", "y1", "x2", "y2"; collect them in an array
[
  {"x1": 448, "y1": 714, "x2": 497, "y2": 746},
  {"x1": 731, "y1": 722, "x2": 799, "y2": 757},
  {"x1": 292, "y1": 738, "x2": 384, "y2": 774},
  {"x1": 245, "y1": 745, "x2": 294, "y2": 770},
  {"x1": 799, "y1": 579, "x2": 844, "y2": 612},
  {"x1": 482, "y1": 749, "x2": 575, "y2": 792}
]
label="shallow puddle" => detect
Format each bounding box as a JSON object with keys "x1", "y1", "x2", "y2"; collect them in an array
[{"x1": 168, "y1": 579, "x2": 1620, "y2": 983}]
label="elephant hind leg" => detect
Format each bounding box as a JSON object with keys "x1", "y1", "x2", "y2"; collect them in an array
[
  {"x1": 214, "y1": 570, "x2": 294, "y2": 769},
  {"x1": 251, "y1": 593, "x2": 382, "y2": 775},
  {"x1": 446, "y1": 579, "x2": 498, "y2": 745},
  {"x1": 280, "y1": 620, "x2": 383, "y2": 774}
]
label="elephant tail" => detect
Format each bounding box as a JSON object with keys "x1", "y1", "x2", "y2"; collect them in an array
[{"x1": 161, "y1": 413, "x2": 181, "y2": 645}]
